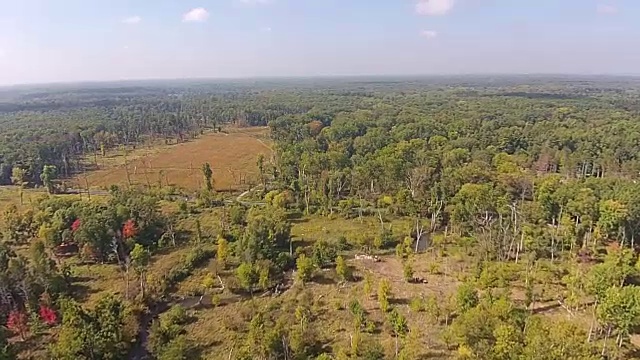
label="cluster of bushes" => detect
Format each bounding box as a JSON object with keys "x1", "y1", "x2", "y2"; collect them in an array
[
  {"x1": 148, "y1": 305, "x2": 197, "y2": 360},
  {"x1": 159, "y1": 247, "x2": 215, "y2": 294}
]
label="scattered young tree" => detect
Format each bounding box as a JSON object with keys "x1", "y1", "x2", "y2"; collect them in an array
[
  {"x1": 296, "y1": 254, "x2": 315, "y2": 284},
  {"x1": 10, "y1": 167, "x2": 26, "y2": 205},
  {"x1": 336, "y1": 255, "x2": 350, "y2": 282},
  {"x1": 217, "y1": 237, "x2": 229, "y2": 268},
  {"x1": 387, "y1": 308, "x2": 409, "y2": 357},
  {"x1": 363, "y1": 271, "x2": 373, "y2": 297},
  {"x1": 201, "y1": 163, "x2": 214, "y2": 191},
  {"x1": 456, "y1": 282, "x2": 479, "y2": 314},
  {"x1": 130, "y1": 244, "x2": 150, "y2": 298},
  {"x1": 403, "y1": 261, "x2": 414, "y2": 283},
  {"x1": 40, "y1": 165, "x2": 57, "y2": 194},
  {"x1": 378, "y1": 279, "x2": 392, "y2": 313},
  {"x1": 236, "y1": 262, "x2": 258, "y2": 295}
]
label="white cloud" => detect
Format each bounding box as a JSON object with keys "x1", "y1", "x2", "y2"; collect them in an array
[
  {"x1": 122, "y1": 16, "x2": 142, "y2": 24},
  {"x1": 261, "y1": 26, "x2": 272, "y2": 32},
  {"x1": 416, "y1": 0, "x2": 455, "y2": 16},
  {"x1": 183, "y1": 8, "x2": 210, "y2": 22},
  {"x1": 597, "y1": 4, "x2": 618, "y2": 14},
  {"x1": 421, "y1": 30, "x2": 438, "y2": 39}
]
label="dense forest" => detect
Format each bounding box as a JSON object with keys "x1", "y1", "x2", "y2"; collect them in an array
[{"x1": 3, "y1": 76, "x2": 640, "y2": 359}]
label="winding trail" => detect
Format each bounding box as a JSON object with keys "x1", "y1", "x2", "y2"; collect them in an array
[{"x1": 129, "y1": 301, "x2": 169, "y2": 360}]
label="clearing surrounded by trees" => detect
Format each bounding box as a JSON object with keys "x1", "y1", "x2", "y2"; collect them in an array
[{"x1": 74, "y1": 127, "x2": 272, "y2": 192}]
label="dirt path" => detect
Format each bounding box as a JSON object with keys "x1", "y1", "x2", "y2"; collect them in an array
[{"x1": 129, "y1": 301, "x2": 169, "y2": 360}]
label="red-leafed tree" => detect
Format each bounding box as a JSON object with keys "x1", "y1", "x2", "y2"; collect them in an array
[
  {"x1": 71, "y1": 218, "x2": 81, "y2": 232},
  {"x1": 7, "y1": 310, "x2": 29, "y2": 340},
  {"x1": 122, "y1": 219, "x2": 138, "y2": 239},
  {"x1": 39, "y1": 305, "x2": 57, "y2": 326}
]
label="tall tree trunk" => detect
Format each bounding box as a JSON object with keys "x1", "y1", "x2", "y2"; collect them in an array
[
  {"x1": 587, "y1": 300, "x2": 597, "y2": 342},
  {"x1": 140, "y1": 273, "x2": 145, "y2": 299},
  {"x1": 602, "y1": 326, "x2": 611, "y2": 356},
  {"x1": 551, "y1": 217, "x2": 556, "y2": 261}
]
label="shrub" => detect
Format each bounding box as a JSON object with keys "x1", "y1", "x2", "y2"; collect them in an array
[
  {"x1": 311, "y1": 240, "x2": 338, "y2": 268},
  {"x1": 409, "y1": 297, "x2": 424, "y2": 313},
  {"x1": 336, "y1": 255, "x2": 351, "y2": 282},
  {"x1": 403, "y1": 262, "x2": 414, "y2": 282},
  {"x1": 163, "y1": 247, "x2": 215, "y2": 291},
  {"x1": 296, "y1": 254, "x2": 316, "y2": 284},
  {"x1": 456, "y1": 282, "x2": 479, "y2": 314}
]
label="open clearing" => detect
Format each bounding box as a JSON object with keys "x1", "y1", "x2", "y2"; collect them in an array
[{"x1": 74, "y1": 127, "x2": 272, "y2": 192}]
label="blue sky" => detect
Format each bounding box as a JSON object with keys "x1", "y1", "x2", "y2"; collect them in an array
[{"x1": 0, "y1": 0, "x2": 638, "y2": 84}]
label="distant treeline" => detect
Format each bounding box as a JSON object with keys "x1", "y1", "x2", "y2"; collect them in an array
[{"x1": 2, "y1": 76, "x2": 640, "y2": 186}]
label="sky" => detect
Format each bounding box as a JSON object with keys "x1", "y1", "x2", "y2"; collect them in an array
[{"x1": 0, "y1": 0, "x2": 639, "y2": 85}]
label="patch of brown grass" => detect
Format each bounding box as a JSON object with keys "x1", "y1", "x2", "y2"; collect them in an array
[{"x1": 75, "y1": 127, "x2": 272, "y2": 192}]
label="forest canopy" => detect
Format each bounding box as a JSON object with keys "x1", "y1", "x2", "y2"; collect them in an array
[{"x1": 3, "y1": 75, "x2": 640, "y2": 359}]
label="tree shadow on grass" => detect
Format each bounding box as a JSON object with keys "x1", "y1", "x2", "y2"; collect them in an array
[
  {"x1": 312, "y1": 272, "x2": 338, "y2": 285},
  {"x1": 68, "y1": 283, "x2": 97, "y2": 303},
  {"x1": 531, "y1": 302, "x2": 561, "y2": 315},
  {"x1": 390, "y1": 297, "x2": 410, "y2": 306},
  {"x1": 289, "y1": 217, "x2": 310, "y2": 224}
]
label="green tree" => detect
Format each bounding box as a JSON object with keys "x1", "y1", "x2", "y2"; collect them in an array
[
  {"x1": 359, "y1": 340, "x2": 385, "y2": 360},
  {"x1": 587, "y1": 249, "x2": 635, "y2": 301},
  {"x1": 148, "y1": 305, "x2": 193, "y2": 359},
  {"x1": 217, "y1": 237, "x2": 229, "y2": 268},
  {"x1": 130, "y1": 244, "x2": 150, "y2": 298},
  {"x1": 296, "y1": 253, "x2": 315, "y2": 284},
  {"x1": 523, "y1": 316, "x2": 599, "y2": 360},
  {"x1": 597, "y1": 199, "x2": 628, "y2": 243},
  {"x1": 257, "y1": 260, "x2": 272, "y2": 291},
  {"x1": 201, "y1": 162, "x2": 213, "y2": 191},
  {"x1": 424, "y1": 295, "x2": 441, "y2": 324},
  {"x1": 10, "y1": 167, "x2": 26, "y2": 205},
  {"x1": 158, "y1": 335, "x2": 194, "y2": 360},
  {"x1": 40, "y1": 165, "x2": 57, "y2": 194},
  {"x1": 387, "y1": 308, "x2": 409, "y2": 357},
  {"x1": 236, "y1": 262, "x2": 258, "y2": 295},
  {"x1": 51, "y1": 295, "x2": 135, "y2": 360},
  {"x1": 336, "y1": 255, "x2": 350, "y2": 282},
  {"x1": 456, "y1": 282, "x2": 479, "y2": 314},
  {"x1": 492, "y1": 324, "x2": 523, "y2": 360},
  {"x1": 363, "y1": 271, "x2": 373, "y2": 297},
  {"x1": 403, "y1": 261, "x2": 414, "y2": 283},
  {"x1": 202, "y1": 273, "x2": 217, "y2": 295},
  {"x1": 257, "y1": 154, "x2": 266, "y2": 187},
  {"x1": 596, "y1": 285, "x2": 640, "y2": 349},
  {"x1": 378, "y1": 278, "x2": 392, "y2": 313}
]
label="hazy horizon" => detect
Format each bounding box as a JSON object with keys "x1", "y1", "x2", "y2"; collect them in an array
[
  {"x1": 2, "y1": 0, "x2": 640, "y2": 86},
  {"x1": 4, "y1": 72, "x2": 640, "y2": 88}
]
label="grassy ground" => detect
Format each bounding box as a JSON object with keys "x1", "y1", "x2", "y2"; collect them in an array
[
  {"x1": 72, "y1": 127, "x2": 272, "y2": 192},
  {"x1": 169, "y1": 213, "x2": 580, "y2": 359},
  {"x1": 0, "y1": 186, "x2": 54, "y2": 210},
  {"x1": 291, "y1": 214, "x2": 413, "y2": 244},
  {"x1": 9, "y1": 207, "x2": 601, "y2": 359}
]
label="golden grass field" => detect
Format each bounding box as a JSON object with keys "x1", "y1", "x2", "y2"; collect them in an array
[{"x1": 74, "y1": 127, "x2": 272, "y2": 192}]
